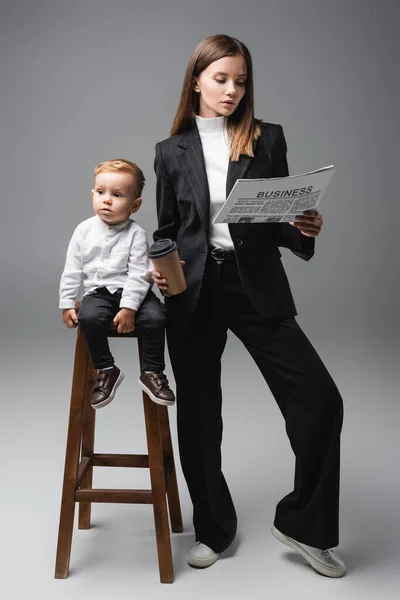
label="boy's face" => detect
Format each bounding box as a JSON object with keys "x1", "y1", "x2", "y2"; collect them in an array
[{"x1": 91, "y1": 171, "x2": 142, "y2": 225}]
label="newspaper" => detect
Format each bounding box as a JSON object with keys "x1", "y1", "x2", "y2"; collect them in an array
[{"x1": 213, "y1": 165, "x2": 335, "y2": 224}]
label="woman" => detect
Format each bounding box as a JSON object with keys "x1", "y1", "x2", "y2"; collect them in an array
[{"x1": 152, "y1": 34, "x2": 346, "y2": 577}]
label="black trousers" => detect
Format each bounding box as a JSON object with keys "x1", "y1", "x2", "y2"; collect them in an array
[
  {"x1": 78, "y1": 287, "x2": 166, "y2": 372},
  {"x1": 166, "y1": 255, "x2": 343, "y2": 553}
]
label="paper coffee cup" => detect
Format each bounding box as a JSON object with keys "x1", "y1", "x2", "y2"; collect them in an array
[{"x1": 149, "y1": 239, "x2": 187, "y2": 296}]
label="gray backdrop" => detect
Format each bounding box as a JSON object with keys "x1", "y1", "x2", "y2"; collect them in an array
[{"x1": 1, "y1": 1, "x2": 399, "y2": 598}]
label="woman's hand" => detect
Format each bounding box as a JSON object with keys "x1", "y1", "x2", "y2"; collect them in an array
[
  {"x1": 152, "y1": 261, "x2": 185, "y2": 294},
  {"x1": 290, "y1": 210, "x2": 323, "y2": 237}
]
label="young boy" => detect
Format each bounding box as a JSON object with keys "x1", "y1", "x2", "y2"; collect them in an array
[{"x1": 59, "y1": 158, "x2": 175, "y2": 409}]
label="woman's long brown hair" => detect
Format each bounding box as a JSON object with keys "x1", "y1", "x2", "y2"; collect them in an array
[{"x1": 171, "y1": 34, "x2": 262, "y2": 161}]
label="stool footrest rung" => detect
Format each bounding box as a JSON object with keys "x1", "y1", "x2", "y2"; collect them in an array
[
  {"x1": 93, "y1": 453, "x2": 149, "y2": 468},
  {"x1": 75, "y1": 488, "x2": 153, "y2": 504}
]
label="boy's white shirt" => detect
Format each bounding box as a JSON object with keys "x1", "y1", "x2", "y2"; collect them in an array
[{"x1": 59, "y1": 215, "x2": 153, "y2": 311}]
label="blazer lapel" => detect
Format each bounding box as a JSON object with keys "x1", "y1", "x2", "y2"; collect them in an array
[
  {"x1": 177, "y1": 128, "x2": 259, "y2": 239},
  {"x1": 177, "y1": 126, "x2": 210, "y2": 236},
  {"x1": 226, "y1": 136, "x2": 259, "y2": 197},
  {"x1": 227, "y1": 139, "x2": 258, "y2": 239},
  {"x1": 226, "y1": 154, "x2": 252, "y2": 198}
]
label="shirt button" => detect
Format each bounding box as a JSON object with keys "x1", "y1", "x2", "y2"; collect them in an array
[{"x1": 235, "y1": 238, "x2": 243, "y2": 247}]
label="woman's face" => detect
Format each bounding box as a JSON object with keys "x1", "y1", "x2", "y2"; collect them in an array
[{"x1": 194, "y1": 55, "x2": 247, "y2": 118}]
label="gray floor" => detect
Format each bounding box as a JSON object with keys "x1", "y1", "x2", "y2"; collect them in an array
[{"x1": 3, "y1": 323, "x2": 398, "y2": 600}]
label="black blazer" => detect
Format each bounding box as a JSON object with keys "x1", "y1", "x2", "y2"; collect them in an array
[{"x1": 153, "y1": 122, "x2": 315, "y2": 320}]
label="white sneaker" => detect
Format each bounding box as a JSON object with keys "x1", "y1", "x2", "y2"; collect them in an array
[
  {"x1": 271, "y1": 525, "x2": 347, "y2": 578},
  {"x1": 187, "y1": 542, "x2": 219, "y2": 568}
]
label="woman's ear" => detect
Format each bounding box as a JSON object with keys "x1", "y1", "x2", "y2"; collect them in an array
[{"x1": 193, "y1": 77, "x2": 200, "y2": 93}]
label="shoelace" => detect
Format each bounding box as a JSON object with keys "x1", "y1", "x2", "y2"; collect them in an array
[
  {"x1": 319, "y1": 549, "x2": 339, "y2": 566},
  {"x1": 151, "y1": 373, "x2": 169, "y2": 387},
  {"x1": 92, "y1": 372, "x2": 108, "y2": 392}
]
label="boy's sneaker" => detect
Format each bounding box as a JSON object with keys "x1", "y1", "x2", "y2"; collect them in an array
[
  {"x1": 91, "y1": 365, "x2": 124, "y2": 409},
  {"x1": 138, "y1": 372, "x2": 175, "y2": 406}
]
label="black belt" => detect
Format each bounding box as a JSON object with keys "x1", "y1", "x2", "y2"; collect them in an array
[{"x1": 209, "y1": 247, "x2": 236, "y2": 263}]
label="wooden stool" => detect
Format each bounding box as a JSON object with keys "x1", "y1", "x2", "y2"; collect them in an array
[{"x1": 55, "y1": 315, "x2": 183, "y2": 583}]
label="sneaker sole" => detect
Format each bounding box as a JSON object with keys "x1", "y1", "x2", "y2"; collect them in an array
[
  {"x1": 271, "y1": 525, "x2": 346, "y2": 578},
  {"x1": 91, "y1": 371, "x2": 125, "y2": 409},
  {"x1": 187, "y1": 552, "x2": 219, "y2": 569},
  {"x1": 138, "y1": 378, "x2": 175, "y2": 406}
]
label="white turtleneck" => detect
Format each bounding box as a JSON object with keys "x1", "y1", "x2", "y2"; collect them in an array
[{"x1": 195, "y1": 114, "x2": 234, "y2": 250}]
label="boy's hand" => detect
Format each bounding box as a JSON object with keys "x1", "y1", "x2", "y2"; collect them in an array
[
  {"x1": 62, "y1": 308, "x2": 79, "y2": 328},
  {"x1": 113, "y1": 308, "x2": 136, "y2": 334}
]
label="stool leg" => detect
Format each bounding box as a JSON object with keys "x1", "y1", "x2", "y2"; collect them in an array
[
  {"x1": 158, "y1": 406, "x2": 183, "y2": 533},
  {"x1": 143, "y1": 394, "x2": 174, "y2": 583},
  {"x1": 78, "y1": 361, "x2": 96, "y2": 529},
  {"x1": 55, "y1": 329, "x2": 88, "y2": 579}
]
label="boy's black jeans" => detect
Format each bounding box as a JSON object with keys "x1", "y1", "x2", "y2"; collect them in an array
[{"x1": 78, "y1": 287, "x2": 166, "y2": 372}]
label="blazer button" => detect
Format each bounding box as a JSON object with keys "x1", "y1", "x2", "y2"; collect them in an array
[{"x1": 235, "y1": 238, "x2": 243, "y2": 247}]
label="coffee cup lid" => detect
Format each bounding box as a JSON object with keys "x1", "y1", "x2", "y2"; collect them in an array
[{"x1": 148, "y1": 238, "x2": 177, "y2": 259}]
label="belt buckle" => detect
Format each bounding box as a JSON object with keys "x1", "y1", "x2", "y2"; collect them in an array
[{"x1": 211, "y1": 248, "x2": 225, "y2": 263}]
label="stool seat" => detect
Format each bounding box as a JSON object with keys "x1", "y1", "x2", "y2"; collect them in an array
[{"x1": 55, "y1": 310, "x2": 183, "y2": 583}]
